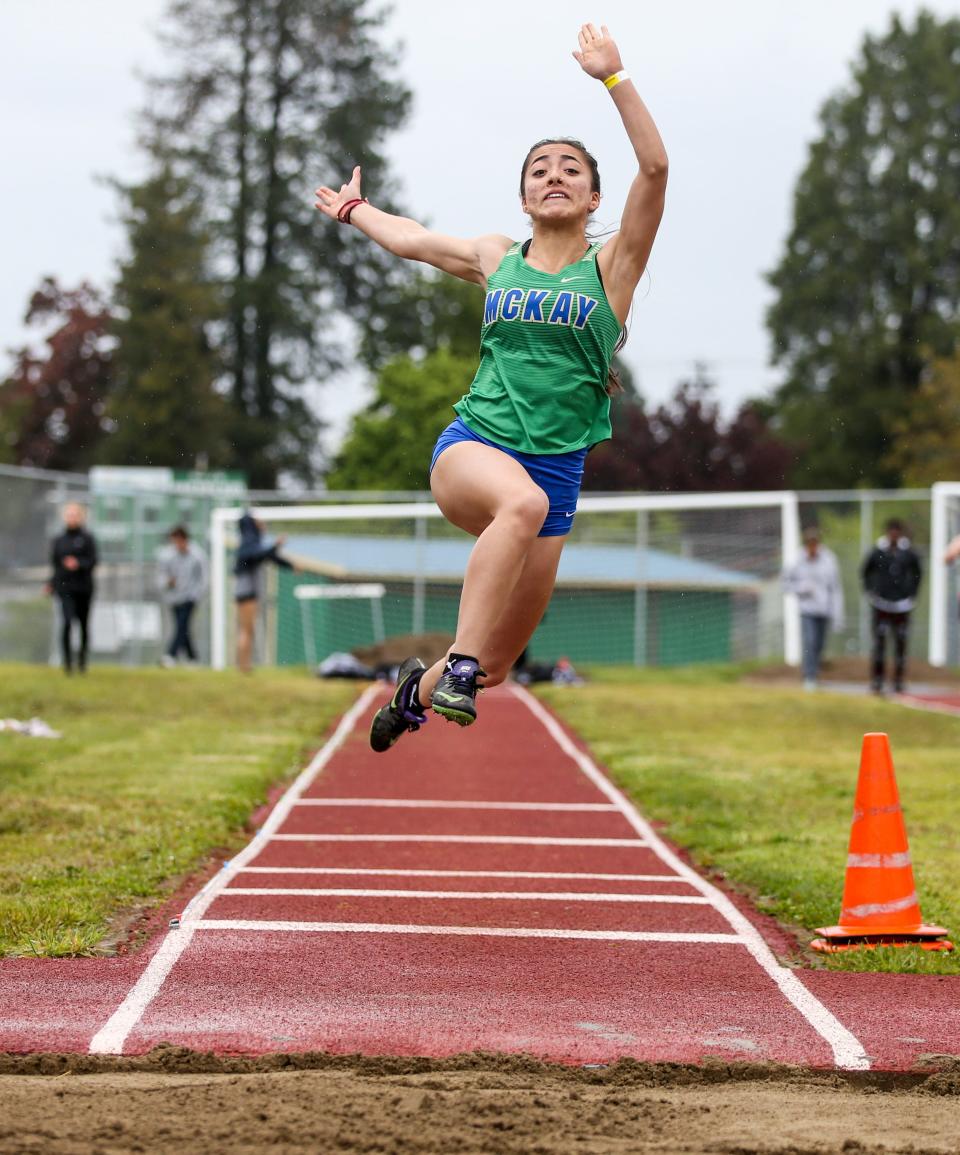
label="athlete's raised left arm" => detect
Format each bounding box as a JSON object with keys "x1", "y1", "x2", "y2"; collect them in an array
[{"x1": 574, "y1": 23, "x2": 668, "y2": 324}]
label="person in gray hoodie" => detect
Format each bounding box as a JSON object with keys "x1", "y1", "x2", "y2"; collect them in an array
[
  {"x1": 782, "y1": 525, "x2": 845, "y2": 689},
  {"x1": 157, "y1": 525, "x2": 208, "y2": 666}
]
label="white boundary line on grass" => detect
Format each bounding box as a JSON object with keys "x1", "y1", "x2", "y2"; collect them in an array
[
  {"x1": 511, "y1": 686, "x2": 871, "y2": 1072},
  {"x1": 88, "y1": 684, "x2": 381, "y2": 1056}
]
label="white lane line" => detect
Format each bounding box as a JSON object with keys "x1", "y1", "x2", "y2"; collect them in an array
[
  {"x1": 295, "y1": 798, "x2": 619, "y2": 811},
  {"x1": 511, "y1": 686, "x2": 871, "y2": 1073},
  {"x1": 271, "y1": 834, "x2": 646, "y2": 846},
  {"x1": 88, "y1": 684, "x2": 381, "y2": 1056},
  {"x1": 238, "y1": 867, "x2": 688, "y2": 882},
  {"x1": 196, "y1": 919, "x2": 742, "y2": 944},
  {"x1": 222, "y1": 888, "x2": 711, "y2": 904}
]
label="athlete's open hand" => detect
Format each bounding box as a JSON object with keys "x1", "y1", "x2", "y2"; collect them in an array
[
  {"x1": 572, "y1": 23, "x2": 623, "y2": 80},
  {"x1": 315, "y1": 166, "x2": 362, "y2": 221}
]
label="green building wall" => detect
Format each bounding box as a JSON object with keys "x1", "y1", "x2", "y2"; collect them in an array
[{"x1": 275, "y1": 571, "x2": 733, "y2": 667}]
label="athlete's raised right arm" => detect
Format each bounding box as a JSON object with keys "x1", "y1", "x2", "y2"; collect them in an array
[{"x1": 315, "y1": 166, "x2": 511, "y2": 286}]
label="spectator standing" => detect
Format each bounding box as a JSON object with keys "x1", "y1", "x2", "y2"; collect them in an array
[
  {"x1": 782, "y1": 526, "x2": 845, "y2": 690},
  {"x1": 157, "y1": 526, "x2": 208, "y2": 667},
  {"x1": 861, "y1": 518, "x2": 922, "y2": 694},
  {"x1": 233, "y1": 512, "x2": 294, "y2": 673},
  {"x1": 47, "y1": 502, "x2": 98, "y2": 674}
]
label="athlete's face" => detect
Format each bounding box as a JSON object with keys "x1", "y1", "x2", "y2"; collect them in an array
[{"x1": 521, "y1": 145, "x2": 600, "y2": 222}]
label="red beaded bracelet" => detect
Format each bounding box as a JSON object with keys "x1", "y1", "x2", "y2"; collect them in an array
[{"x1": 337, "y1": 197, "x2": 369, "y2": 224}]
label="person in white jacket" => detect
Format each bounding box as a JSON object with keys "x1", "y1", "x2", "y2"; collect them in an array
[
  {"x1": 156, "y1": 525, "x2": 208, "y2": 666},
  {"x1": 782, "y1": 526, "x2": 845, "y2": 689}
]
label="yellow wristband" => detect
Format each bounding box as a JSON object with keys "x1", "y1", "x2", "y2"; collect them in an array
[{"x1": 603, "y1": 70, "x2": 629, "y2": 90}]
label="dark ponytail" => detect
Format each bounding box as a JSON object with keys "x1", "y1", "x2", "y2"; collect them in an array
[{"x1": 605, "y1": 326, "x2": 628, "y2": 396}]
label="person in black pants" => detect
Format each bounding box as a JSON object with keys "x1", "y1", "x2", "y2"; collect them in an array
[
  {"x1": 47, "y1": 502, "x2": 98, "y2": 674},
  {"x1": 157, "y1": 525, "x2": 208, "y2": 666},
  {"x1": 861, "y1": 518, "x2": 922, "y2": 695}
]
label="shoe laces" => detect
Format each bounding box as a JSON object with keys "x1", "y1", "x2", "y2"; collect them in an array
[{"x1": 444, "y1": 660, "x2": 486, "y2": 694}]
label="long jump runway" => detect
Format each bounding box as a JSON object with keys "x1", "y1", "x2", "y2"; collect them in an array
[{"x1": 47, "y1": 683, "x2": 879, "y2": 1070}]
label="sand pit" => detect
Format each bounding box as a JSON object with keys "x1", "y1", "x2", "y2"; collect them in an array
[{"x1": 3, "y1": 1054, "x2": 960, "y2": 1154}]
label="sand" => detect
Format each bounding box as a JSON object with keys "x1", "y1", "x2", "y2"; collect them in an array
[{"x1": 3, "y1": 1052, "x2": 960, "y2": 1154}]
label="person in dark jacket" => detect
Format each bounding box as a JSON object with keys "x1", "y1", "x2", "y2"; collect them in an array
[
  {"x1": 861, "y1": 518, "x2": 922, "y2": 694},
  {"x1": 233, "y1": 512, "x2": 294, "y2": 673},
  {"x1": 47, "y1": 502, "x2": 98, "y2": 674}
]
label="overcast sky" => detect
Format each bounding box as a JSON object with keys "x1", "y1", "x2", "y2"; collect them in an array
[{"x1": 2, "y1": 0, "x2": 959, "y2": 452}]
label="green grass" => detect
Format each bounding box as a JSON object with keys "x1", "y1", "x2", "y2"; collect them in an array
[
  {"x1": 0, "y1": 664, "x2": 358, "y2": 957},
  {"x1": 538, "y1": 668, "x2": 960, "y2": 974},
  {"x1": 5, "y1": 660, "x2": 959, "y2": 974}
]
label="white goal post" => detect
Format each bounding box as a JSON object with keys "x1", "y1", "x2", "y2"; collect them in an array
[
  {"x1": 209, "y1": 491, "x2": 802, "y2": 671},
  {"x1": 928, "y1": 481, "x2": 960, "y2": 667}
]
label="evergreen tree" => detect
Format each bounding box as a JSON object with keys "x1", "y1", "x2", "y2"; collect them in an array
[
  {"x1": 143, "y1": 0, "x2": 411, "y2": 486},
  {"x1": 766, "y1": 10, "x2": 960, "y2": 486},
  {"x1": 108, "y1": 167, "x2": 231, "y2": 468}
]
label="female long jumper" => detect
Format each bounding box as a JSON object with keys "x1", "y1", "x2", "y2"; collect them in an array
[{"x1": 315, "y1": 23, "x2": 667, "y2": 752}]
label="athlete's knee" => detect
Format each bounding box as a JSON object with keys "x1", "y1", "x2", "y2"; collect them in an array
[{"x1": 498, "y1": 488, "x2": 549, "y2": 534}]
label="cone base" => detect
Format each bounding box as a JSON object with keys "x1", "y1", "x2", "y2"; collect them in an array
[
  {"x1": 811, "y1": 927, "x2": 954, "y2": 954},
  {"x1": 815, "y1": 922, "x2": 949, "y2": 938}
]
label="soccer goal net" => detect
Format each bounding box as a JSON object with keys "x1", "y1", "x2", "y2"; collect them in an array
[
  {"x1": 209, "y1": 492, "x2": 801, "y2": 671},
  {"x1": 928, "y1": 482, "x2": 960, "y2": 667}
]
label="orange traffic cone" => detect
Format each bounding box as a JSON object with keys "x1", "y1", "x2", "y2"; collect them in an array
[{"x1": 811, "y1": 733, "x2": 953, "y2": 953}]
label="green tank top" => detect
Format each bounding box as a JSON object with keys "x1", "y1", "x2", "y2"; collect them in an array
[{"x1": 454, "y1": 241, "x2": 621, "y2": 454}]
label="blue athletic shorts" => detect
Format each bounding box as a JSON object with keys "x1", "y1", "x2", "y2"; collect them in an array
[{"x1": 430, "y1": 417, "x2": 586, "y2": 537}]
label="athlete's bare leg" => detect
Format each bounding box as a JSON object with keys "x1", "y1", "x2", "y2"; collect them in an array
[
  {"x1": 236, "y1": 599, "x2": 258, "y2": 673},
  {"x1": 419, "y1": 441, "x2": 564, "y2": 702},
  {"x1": 477, "y1": 533, "x2": 565, "y2": 678}
]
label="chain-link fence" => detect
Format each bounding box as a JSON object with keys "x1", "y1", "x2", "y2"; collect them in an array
[
  {"x1": 0, "y1": 465, "x2": 249, "y2": 668},
  {"x1": 797, "y1": 490, "x2": 932, "y2": 664},
  {"x1": 0, "y1": 464, "x2": 947, "y2": 669}
]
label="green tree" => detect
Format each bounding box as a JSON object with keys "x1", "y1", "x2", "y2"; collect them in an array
[
  {"x1": 358, "y1": 272, "x2": 485, "y2": 370},
  {"x1": 885, "y1": 352, "x2": 960, "y2": 484},
  {"x1": 766, "y1": 10, "x2": 960, "y2": 486},
  {"x1": 107, "y1": 168, "x2": 231, "y2": 468},
  {"x1": 142, "y1": 0, "x2": 411, "y2": 486},
  {"x1": 327, "y1": 349, "x2": 475, "y2": 490}
]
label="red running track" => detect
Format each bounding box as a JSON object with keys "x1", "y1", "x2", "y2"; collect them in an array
[{"x1": 3, "y1": 685, "x2": 959, "y2": 1069}]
